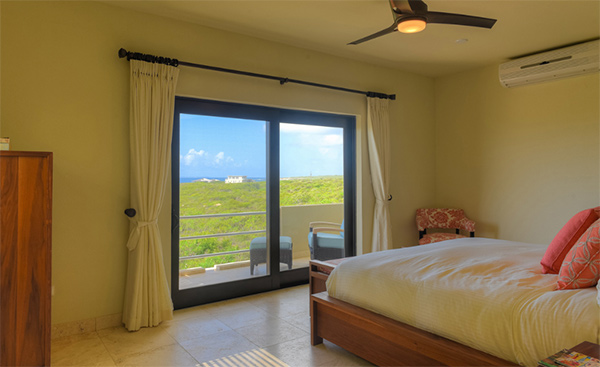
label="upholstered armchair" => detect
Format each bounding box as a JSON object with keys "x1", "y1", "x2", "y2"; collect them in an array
[
  {"x1": 416, "y1": 208, "x2": 475, "y2": 245},
  {"x1": 308, "y1": 220, "x2": 345, "y2": 261}
]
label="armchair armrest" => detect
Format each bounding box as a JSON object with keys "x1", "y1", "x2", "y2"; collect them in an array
[
  {"x1": 313, "y1": 227, "x2": 345, "y2": 234},
  {"x1": 458, "y1": 217, "x2": 476, "y2": 233},
  {"x1": 309, "y1": 221, "x2": 341, "y2": 230}
]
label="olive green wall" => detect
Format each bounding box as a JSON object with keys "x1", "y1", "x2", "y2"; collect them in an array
[
  {"x1": 0, "y1": 1, "x2": 435, "y2": 325},
  {"x1": 434, "y1": 66, "x2": 599, "y2": 243},
  {"x1": 4, "y1": 0, "x2": 595, "y2": 328}
]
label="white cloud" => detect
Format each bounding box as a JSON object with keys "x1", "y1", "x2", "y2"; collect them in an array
[
  {"x1": 182, "y1": 149, "x2": 235, "y2": 168},
  {"x1": 280, "y1": 123, "x2": 341, "y2": 135},
  {"x1": 280, "y1": 124, "x2": 343, "y2": 149},
  {"x1": 183, "y1": 149, "x2": 205, "y2": 166},
  {"x1": 293, "y1": 132, "x2": 343, "y2": 149}
]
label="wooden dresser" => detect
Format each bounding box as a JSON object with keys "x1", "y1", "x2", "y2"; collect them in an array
[{"x1": 0, "y1": 151, "x2": 52, "y2": 367}]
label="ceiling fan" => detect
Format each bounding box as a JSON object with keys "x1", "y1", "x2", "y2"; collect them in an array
[{"x1": 348, "y1": 0, "x2": 497, "y2": 45}]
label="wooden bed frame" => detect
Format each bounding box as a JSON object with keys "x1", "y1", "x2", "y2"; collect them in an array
[{"x1": 310, "y1": 291, "x2": 519, "y2": 366}]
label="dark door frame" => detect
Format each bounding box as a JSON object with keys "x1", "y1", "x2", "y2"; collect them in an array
[{"x1": 171, "y1": 97, "x2": 356, "y2": 309}]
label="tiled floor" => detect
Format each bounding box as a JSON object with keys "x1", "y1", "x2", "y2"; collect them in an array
[{"x1": 51, "y1": 285, "x2": 373, "y2": 366}]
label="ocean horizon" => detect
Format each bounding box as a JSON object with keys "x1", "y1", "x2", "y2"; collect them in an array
[{"x1": 180, "y1": 177, "x2": 265, "y2": 183}]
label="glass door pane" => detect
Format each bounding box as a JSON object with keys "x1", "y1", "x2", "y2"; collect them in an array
[
  {"x1": 172, "y1": 97, "x2": 355, "y2": 309},
  {"x1": 279, "y1": 123, "x2": 345, "y2": 268},
  {"x1": 178, "y1": 114, "x2": 268, "y2": 290}
]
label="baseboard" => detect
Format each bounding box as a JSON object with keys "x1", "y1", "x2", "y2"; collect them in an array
[{"x1": 51, "y1": 313, "x2": 123, "y2": 339}]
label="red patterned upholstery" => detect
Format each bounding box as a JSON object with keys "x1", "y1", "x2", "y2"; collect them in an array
[{"x1": 416, "y1": 208, "x2": 476, "y2": 245}]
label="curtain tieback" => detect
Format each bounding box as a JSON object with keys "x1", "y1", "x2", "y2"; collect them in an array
[
  {"x1": 375, "y1": 198, "x2": 391, "y2": 206},
  {"x1": 126, "y1": 218, "x2": 158, "y2": 251},
  {"x1": 134, "y1": 218, "x2": 158, "y2": 228}
]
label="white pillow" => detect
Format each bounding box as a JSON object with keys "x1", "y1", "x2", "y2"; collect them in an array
[{"x1": 597, "y1": 281, "x2": 600, "y2": 306}]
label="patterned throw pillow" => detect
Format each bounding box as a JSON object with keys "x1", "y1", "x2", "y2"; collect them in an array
[
  {"x1": 541, "y1": 207, "x2": 599, "y2": 274},
  {"x1": 556, "y1": 218, "x2": 600, "y2": 290}
]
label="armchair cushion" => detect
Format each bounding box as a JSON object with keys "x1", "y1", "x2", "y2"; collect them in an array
[
  {"x1": 308, "y1": 232, "x2": 344, "y2": 249},
  {"x1": 308, "y1": 220, "x2": 345, "y2": 261},
  {"x1": 250, "y1": 236, "x2": 293, "y2": 250}
]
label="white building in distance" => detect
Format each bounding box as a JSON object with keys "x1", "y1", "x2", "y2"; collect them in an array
[{"x1": 225, "y1": 175, "x2": 254, "y2": 184}]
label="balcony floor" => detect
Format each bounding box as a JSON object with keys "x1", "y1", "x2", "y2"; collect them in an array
[{"x1": 179, "y1": 257, "x2": 311, "y2": 289}]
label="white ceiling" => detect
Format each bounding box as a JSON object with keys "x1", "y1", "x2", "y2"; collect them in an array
[{"x1": 107, "y1": 0, "x2": 600, "y2": 77}]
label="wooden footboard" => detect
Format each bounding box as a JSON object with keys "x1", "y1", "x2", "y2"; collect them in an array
[{"x1": 310, "y1": 292, "x2": 518, "y2": 366}]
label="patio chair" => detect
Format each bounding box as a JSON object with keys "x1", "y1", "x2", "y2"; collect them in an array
[
  {"x1": 308, "y1": 220, "x2": 345, "y2": 261},
  {"x1": 249, "y1": 236, "x2": 293, "y2": 275}
]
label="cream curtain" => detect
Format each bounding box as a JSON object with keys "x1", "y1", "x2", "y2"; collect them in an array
[
  {"x1": 123, "y1": 60, "x2": 179, "y2": 331},
  {"x1": 367, "y1": 97, "x2": 392, "y2": 252}
]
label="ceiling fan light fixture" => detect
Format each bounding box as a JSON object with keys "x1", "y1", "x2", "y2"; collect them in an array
[{"x1": 397, "y1": 18, "x2": 427, "y2": 33}]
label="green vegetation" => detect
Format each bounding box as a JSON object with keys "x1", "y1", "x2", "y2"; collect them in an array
[{"x1": 179, "y1": 176, "x2": 343, "y2": 270}]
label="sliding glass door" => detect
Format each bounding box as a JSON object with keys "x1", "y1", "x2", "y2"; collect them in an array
[
  {"x1": 280, "y1": 123, "x2": 346, "y2": 268},
  {"x1": 171, "y1": 97, "x2": 355, "y2": 309},
  {"x1": 177, "y1": 115, "x2": 268, "y2": 288}
]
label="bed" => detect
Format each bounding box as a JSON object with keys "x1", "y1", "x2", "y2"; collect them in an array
[{"x1": 310, "y1": 238, "x2": 599, "y2": 366}]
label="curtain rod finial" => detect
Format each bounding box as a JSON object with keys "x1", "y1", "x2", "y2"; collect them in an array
[{"x1": 118, "y1": 48, "x2": 129, "y2": 59}]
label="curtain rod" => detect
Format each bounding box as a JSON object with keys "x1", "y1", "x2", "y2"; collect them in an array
[{"x1": 118, "y1": 48, "x2": 395, "y2": 100}]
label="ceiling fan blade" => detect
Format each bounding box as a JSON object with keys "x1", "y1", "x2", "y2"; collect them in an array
[
  {"x1": 425, "y1": 11, "x2": 497, "y2": 29},
  {"x1": 407, "y1": 0, "x2": 428, "y2": 14},
  {"x1": 348, "y1": 23, "x2": 398, "y2": 45},
  {"x1": 390, "y1": 0, "x2": 429, "y2": 14}
]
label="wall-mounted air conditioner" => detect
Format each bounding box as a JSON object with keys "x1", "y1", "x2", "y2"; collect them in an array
[{"x1": 499, "y1": 39, "x2": 599, "y2": 88}]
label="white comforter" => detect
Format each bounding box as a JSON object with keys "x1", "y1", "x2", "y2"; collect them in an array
[{"x1": 326, "y1": 238, "x2": 599, "y2": 366}]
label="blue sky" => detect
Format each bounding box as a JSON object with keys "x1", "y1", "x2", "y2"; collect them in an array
[{"x1": 179, "y1": 114, "x2": 343, "y2": 178}]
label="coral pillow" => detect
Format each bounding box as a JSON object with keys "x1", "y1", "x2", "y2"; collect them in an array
[
  {"x1": 556, "y1": 218, "x2": 600, "y2": 290},
  {"x1": 541, "y1": 207, "x2": 599, "y2": 274}
]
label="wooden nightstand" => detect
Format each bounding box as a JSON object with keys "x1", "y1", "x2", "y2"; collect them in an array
[{"x1": 309, "y1": 258, "x2": 349, "y2": 295}]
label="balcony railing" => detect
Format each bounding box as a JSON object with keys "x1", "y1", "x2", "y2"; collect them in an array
[
  {"x1": 179, "y1": 211, "x2": 265, "y2": 262},
  {"x1": 178, "y1": 204, "x2": 344, "y2": 265}
]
